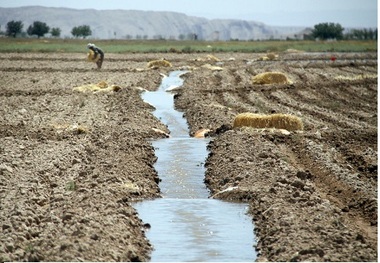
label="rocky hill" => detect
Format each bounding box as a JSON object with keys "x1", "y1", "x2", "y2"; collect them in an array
[{"x1": 0, "y1": 6, "x2": 304, "y2": 40}]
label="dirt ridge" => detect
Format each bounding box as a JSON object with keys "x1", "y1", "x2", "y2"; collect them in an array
[{"x1": 0, "y1": 52, "x2": 377, "y2": 261}]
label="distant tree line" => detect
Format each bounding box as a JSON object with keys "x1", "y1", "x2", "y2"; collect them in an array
[
  {"x1": 71, "y1": 25, "x2": 92, "y2": 38},
  {"x1": 310, "y1": 22, "x2": 377, "y2": 40},
  {"x1": 344, "y1": 28, "x2": 377, "y2": 40},
  {"x1": 2, "y1": 20, "x2": 377, "y2": 41},
  {"x1": 4, "y1": 20, "x2": 93, "y2": 38}
]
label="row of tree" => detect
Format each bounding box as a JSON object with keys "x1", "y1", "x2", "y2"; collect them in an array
[
  {"x1": 310, "y1": 22, "x2": 377, "y2": 40},
  {"x1": 4, "y1": 20, "x2": 377, "y2": 40},
  {"x1": 5, "y1": 20, "x2": 92, "y2": 38}
]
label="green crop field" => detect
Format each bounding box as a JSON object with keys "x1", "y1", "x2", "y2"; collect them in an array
[{"x1": 0, "y1": 38, "x2": 376, "y2": 53}]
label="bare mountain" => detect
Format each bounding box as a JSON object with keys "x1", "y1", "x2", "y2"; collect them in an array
[{"x1": 0, "y1": 6, "x2": 304, "y2": 40}]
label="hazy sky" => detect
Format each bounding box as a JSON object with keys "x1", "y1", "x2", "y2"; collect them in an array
[{"x1": 0, "y1": 0, "x2": 377, "y2": 27}]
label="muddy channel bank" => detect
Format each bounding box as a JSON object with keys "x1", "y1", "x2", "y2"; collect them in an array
[{"x1": 0, "y1": 52, "x2": 378, "y2": 261}]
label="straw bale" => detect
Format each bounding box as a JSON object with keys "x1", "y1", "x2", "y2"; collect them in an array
[
  {"x1": 258, "y1": 56, "x2": 270, "y2": 61},
  {"x1": 266, "y1": 53, "x2": 278, "y2": 60},
  {"x1": 206, "y1": 54, "x2": 221, "y2": 62},
  {"x1": 233, "y1": 112, "x2": 303, "y2": 131},
  {"x1": 193, "y1": 54, "x2": 221, "y2": 62},
  {"x1": 252, "y1": 72, "x2": 292, "y2": 85},
  {"x1": 201, "y1": 64, "x2": 223, "y2": 71},
  {"x1": 73, "y1": 81, "x2": 121, "y2": 93},
  {"x1": 147, "y1": 59, "x2": 172, "y2": 68},
  {"x1": 257, "y1": 53, "x2": 278, "y2": 61},
  {"x1": 87, "y1": 49, "x2": 100, "y2": 62}
]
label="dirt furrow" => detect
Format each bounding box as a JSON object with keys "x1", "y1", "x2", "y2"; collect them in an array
[
  {"x1": 176, "y1": 52, "x2": 377, "y2": 261},
  {"x1": 0, "y1": 52, "x2": 377, "y2": 262}
]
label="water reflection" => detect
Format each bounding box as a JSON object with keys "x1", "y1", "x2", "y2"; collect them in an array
[
  {"x1": 152, "y1": 137, "x2": 210, "y2": 199},
  {"x1": 134, "y1": 71, "x2": 256, "y2": 262},
  {"x1": 135, "y1": 199, "x2": 254, "y2": 262}
]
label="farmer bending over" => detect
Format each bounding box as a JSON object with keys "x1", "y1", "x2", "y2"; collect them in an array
[{"x1": 87, "y1": 43, "x2": 104, "y2": 69}]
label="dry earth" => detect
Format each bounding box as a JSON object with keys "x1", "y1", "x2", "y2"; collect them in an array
[{"x1": 0, "y1": 51, "x2": 377, "y2": 262}]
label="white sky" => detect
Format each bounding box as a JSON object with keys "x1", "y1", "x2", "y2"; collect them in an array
[{"x1": 0, "y1": 0, "x2": 377, "y2": 27}]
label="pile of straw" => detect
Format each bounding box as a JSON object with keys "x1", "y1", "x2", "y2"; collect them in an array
[
  {"x1": 193, "y1": 54, "x2": 221, "y2": 62},
  {"x1": 147, "y1": 59, "x2": 172, "y2": 68},
  {"x1": 73, "y1": 81, "x2": 121, "y2": 93},
  {"x1": 201, "y1": 64, "x2": 223, "y2": 71},
  {"x1": 87, "y1": 49, "x2": 100, "y2": 62},
  {"x1": 257, "y1": 53, "x2": 279, "y2": 61},
  {"x1": 233, "y1": 112, "x2": 303, "y2": 131},
  {"x1": 206, "y1": 54, "x2": 221, "y2": 62}
]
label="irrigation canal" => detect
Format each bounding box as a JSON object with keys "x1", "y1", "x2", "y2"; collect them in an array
[{"x1": 133, "y1": 71, "x2": 256, "y2": 262}]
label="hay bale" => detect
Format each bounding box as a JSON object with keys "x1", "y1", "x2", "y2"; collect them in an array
[
  {"x1": 252, "y1": 72, "x2": 292, "y2": 85},
  {"x1": 73, "y1": 81, "x2": 121, "y2": 93},
  {"x1": 192, "y1": 55, "x2": 221, "y2": 62},
  {"x1": 233, "y1": 112, "x2": 303, "y2": 131},
  {"x1": 201, "y1": 64, "x2": 223, "y2": 71},
  {"x1": 87, "y1": 49, "x2": 100, "y2": 62},
  {"x1": 206, "y1": 54, "x2": 221, "y2": 62},
  {"x1": 266, "y1": 53, "x2": 278, "y2": 60},
  {"x1": 257, "y1": 56, "x2": 270, "y2": 61},
  {"x1": 147, "y1": 59, "x2": 172, "y2": 68},
  {"x1": 257, "y1": 53, "x2": 278, "y2": 61}
]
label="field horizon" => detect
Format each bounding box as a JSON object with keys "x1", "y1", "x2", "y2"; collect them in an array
[{"x1": 0, "y1": 38, "x2": 376, "y2": 53}]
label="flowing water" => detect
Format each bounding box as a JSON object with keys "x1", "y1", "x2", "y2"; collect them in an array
[{"x1": 133, "y1": 71, "x2": 256, "y2": 262}]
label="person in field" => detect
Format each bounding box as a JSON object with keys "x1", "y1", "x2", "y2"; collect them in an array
[{"x1": 87, "y1": 43, "x2": 104, "y2": 69}]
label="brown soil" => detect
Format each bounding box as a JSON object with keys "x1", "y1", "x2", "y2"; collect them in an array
[{"x1": 0, "y1": 51, "x2": 377, "y2": 262}]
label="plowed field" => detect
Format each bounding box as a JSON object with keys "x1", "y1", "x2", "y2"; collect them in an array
[{"x1": 0, "y1": 51, "x2": 377, "y2": 261}]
